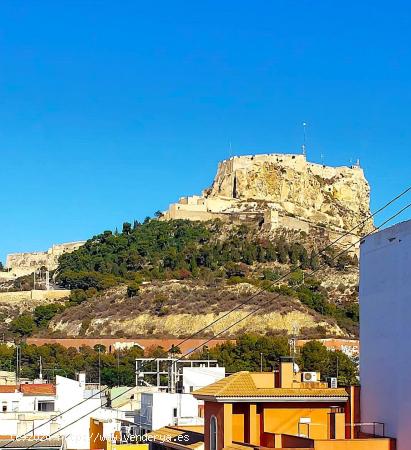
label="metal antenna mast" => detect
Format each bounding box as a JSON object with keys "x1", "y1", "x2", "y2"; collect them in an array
[
  {"x1": 302, "y1": 122, "x2": 307, "y2": 156},
  {"x1": 289, "y1": 323, "x2": 299, "y2": 372},
  {"x1": 98, "y1": 346, "x2": 101, "y2": 390}
]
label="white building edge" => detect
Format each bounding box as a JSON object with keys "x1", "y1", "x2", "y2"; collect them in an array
[
  {"x1": 0, "y1": 374, "x2": 124, "y2": 450},
  {"x1": 360, "y1": 218, "x2": 411, "y2": 450}
]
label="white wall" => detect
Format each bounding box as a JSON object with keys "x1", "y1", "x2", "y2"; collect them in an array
[
  {"x1": 139, "y1": 392, "x2": 202, "y2": 432},
  {"x1": 54, "y1": 376, "x2": 125, "y2": 450},
  {"x1": 360, "y1": 219, "x2": 411, "y2": 450},
  {"x1": 182, "y1": 367, "x2": 225, "y2": 393},
  {"x1": 0, "y1": 376, "x2": 124, "y2": 450},
  {"x1": 0, "y1": 390, "x2": 57, "y2": 437}
]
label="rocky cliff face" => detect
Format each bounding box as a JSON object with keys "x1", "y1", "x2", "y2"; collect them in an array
[{"x1": 165, "y1": 153, "x2": 373, "y2": 235}]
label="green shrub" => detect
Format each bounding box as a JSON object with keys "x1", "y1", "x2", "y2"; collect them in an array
[
  {"x1": 69, "y1": 289, "x2": 88, "y2": 305},
  {"x1": 33, "y1": 304, "x2": 65, "y2": 327},
  {"x1": 10, "y1": 315, "x2": 36, "y2": 336},
  {"x1": 127, "y1": 283, "x2": 140, "y2": 298}
]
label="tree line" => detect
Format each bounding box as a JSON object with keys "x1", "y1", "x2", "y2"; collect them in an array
[{"x1": 0, "y1": 335, "x2": 357, "y2": 387}]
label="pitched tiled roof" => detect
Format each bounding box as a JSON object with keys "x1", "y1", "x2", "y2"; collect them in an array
[
  {"x1": 0, "y1": 385, "x2": 18, "y2": 393},
  {"x1": 20, "y1": 384, "x2": 56, "y2": 395},
  {"x1": 193, "y1": 371, "x2": 349, "y2": 399}
]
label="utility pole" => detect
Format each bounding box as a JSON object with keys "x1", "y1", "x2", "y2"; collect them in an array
[
  {"x1": 336, "y1": 355, "x2": 339, "y2": 380},
  {"x1": 98, "y1": 346, "x2": 101, "y2": 390},
  {"x1": 15, "y1": 345, "x2": 20, "y2": 384},
  {"x1": 117, "y1": 350, "x2": 120, "y2": 387},
  {"x1": 39, "y1": 356, "x2": 43, "y2": 380}
]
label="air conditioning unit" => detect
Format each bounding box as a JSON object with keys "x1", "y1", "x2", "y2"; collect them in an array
[{"x1": 302, "y1": 372, "x2": 318, "y2": 382}]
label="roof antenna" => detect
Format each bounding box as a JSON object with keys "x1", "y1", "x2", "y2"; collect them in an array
[{"x1": 301, "y1": 122, "x2": 307, "y2": 157}]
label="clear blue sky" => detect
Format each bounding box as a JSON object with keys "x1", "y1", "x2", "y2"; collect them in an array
[{"x1": 1, "y1": 1, "x2": 411, "y2": 263}]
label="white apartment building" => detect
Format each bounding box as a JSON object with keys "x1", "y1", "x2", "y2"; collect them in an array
[
  {"x1": 360, "y1": 219, "x2": 411, "y2": 450},
  {"x1": 0, "y1": 383, "x2": 57, "y2": 437},
  {"x1": 136, "y1": 366, "x2": 225, "y2": 434},
  {"x1": 0, "y1": 374, "x2": 125, "y2": 450}
]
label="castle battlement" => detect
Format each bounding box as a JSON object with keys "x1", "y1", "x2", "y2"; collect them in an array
[
  {"x1": 162, "y1": 152, "x2": 372, "y2": 238},
  {"x1": 5, "y1": 240, "x2": 86, "y2": 277},
  {"x1": 220, "y1": 153, "x2": 363, "y2": 178}
]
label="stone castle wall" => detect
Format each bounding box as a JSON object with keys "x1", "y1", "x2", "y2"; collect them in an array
[
  {"x1": 0, "y1": 289, "x2": 71, "y2": 313},
  {"x1": 5, "y1": 241, "x2": 85, "y2": 277},
  {"x1": 162, "y1": 153, "x2": 372, "y2": 240},
  {"x1": 0, "y1": 289, "x2": 71, "y2": 305}
]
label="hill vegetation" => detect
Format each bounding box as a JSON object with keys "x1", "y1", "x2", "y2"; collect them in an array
[
  {"x1": 57, "y1": 219, "x2": 356, "y2": 289},
  {"x1": 2, "y1": 218, "x2": 360, "y2": 339},
  {"x1": 52, "y1": 219, "x2": 358, "y2": 334}
]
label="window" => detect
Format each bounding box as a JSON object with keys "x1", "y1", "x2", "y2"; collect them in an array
[
  {"x1": 37, "y1": 401, "x2": 55, "y2": 412},
  {"x1": 173, "y1": 408, "x2": 178, "y2": 418},
  {"x1": 2, "y1": 402, "x2": 7, "y2": 412},
  {"x1": 210, "y1": 415, "x2": 217, "y2": 450}
]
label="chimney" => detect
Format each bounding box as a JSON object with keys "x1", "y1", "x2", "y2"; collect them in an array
[{"x1": 279, "y1": 356, "x2": 294, "y2": 388}]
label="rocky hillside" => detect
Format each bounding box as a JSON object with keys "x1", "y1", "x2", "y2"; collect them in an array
[
  {"x1": 163, "y1": 153, "x2": 372, "y2": 235},
  {"x1": 13, "y1": 218, "x2": 359, "y2": 340},
  {"x1": 48, "y1": 280, "x2": 348, "y2": 338},
  {"x1": 2, "y1": 154, "x2": 369, "y2": 341}
]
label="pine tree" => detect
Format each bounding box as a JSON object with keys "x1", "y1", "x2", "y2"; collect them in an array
[
  {"x1": 309, "y1": 250, "x2": 320, "y2": 270},
  {"x1": 277, "y1": 243, "x2": 289, "y2": 264},
  {"x1": 300, "y1": 247, "x2": 309, "y2": 269}
]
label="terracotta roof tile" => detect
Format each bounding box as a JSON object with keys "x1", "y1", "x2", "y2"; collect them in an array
[
  {"x1": 193, "y1": 371, "x2": 349, "y2": 399},
  {"x1": 20, "y1": 384, "x2": 56, "y2": 395},
  {"x1": 0, "y1": 385, "x2": 18, "y2": 393}
]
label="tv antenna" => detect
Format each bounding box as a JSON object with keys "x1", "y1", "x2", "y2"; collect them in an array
[
  {"x1": 301, "y1": 122, "x2": 307, "y2": 156},
  {"x1": 289, "y1": 322, "x2": 299, "y2": 371}
]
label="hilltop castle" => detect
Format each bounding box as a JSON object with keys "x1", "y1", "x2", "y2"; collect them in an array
[{"x1": 162, "y1": 153, "x2": 372, "y2": 243}]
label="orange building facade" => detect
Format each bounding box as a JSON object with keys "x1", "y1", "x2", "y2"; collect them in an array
[{"x1": 191, "y1": 358, "x2": 395, "y2": 450}]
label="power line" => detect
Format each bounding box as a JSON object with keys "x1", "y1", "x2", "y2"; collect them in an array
[
  {"x1": 169, "y1": 201, "x2": 411, "y2": 361},
  {"x1": 5, "y1": 185, "x2": 410, "y2": 449},
  {"x1": 174, "y1": 184, "x2": 411, "y2": 348},
  {"x1": 19, "y1": 198, "x2": 411, "y2": 450},
  {"x1": 0, "y1": 383, "x2": 110, "y2": 446}
]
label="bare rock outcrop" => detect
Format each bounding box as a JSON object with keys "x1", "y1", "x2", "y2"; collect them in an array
[{"x1": 163, "y1": 153, "x2": 372, "y2": 236}]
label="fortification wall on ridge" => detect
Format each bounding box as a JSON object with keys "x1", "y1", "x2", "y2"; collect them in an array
[{"x1": 5, "y1": 241, "x2": 85, "y2": 277}]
